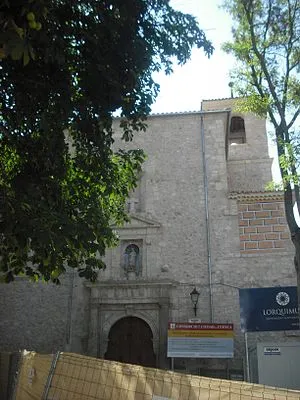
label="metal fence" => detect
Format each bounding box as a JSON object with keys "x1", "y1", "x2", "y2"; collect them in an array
[{"x1": 0, "y1": 352, "x2": 21, "y2": 400}]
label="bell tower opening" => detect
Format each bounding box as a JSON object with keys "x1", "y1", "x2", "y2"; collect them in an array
[{"x1": 229, "y1": 116, "x2": 246, "y2": 145}]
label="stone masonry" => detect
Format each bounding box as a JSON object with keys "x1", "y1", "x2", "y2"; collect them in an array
[{"x1": 0, "y1": 98, "x2": 297, "y2": 381}]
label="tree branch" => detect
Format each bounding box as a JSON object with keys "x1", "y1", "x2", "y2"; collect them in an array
[
  {"x1": 282, "y1": 0, "x2": 296, "y2": 112},
  {"x1": 243, "y1": 2, "x2": 286, "y2": 122},
  {"x1": 249, "y1": 63, "x2": 278, "y2": 128},
  {"x1": 287, "y1": 107, "x2": 300, "y2": 130}
]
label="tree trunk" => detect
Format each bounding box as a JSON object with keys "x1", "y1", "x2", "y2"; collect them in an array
[
  {"x1": 283, "y1": 185, "x2": 300, "y2": 326},
  {"x1": 292, "y1": 229, "x2": 300, "y2": 328}
]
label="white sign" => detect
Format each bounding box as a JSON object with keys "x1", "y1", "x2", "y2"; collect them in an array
[
  {"x1": 167, "y1": 322, "x2": 234, "y2": 358},
  {"x1": 189, "y1": 318, "x2": 202, "y2": 323},
  {"x1": 264, "y1": 346, "x2": 281, "y2": 355}
]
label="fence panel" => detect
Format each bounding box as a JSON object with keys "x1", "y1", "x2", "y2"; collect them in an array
[{"x1": 15, "y1": 351, "x2": 300, "y2": 400}]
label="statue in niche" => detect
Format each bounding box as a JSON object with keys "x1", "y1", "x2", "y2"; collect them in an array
[{"x1": 124, "y1": 244, "x2": 140, "y2": 277}]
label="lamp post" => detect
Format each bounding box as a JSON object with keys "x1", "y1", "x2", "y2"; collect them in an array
[{"x1": 190, "y1": 287, "x2": 200, "y2": 316}]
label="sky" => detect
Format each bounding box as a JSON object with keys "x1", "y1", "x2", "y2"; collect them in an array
[
  {"x1": 151, "y1": 0, "x2": 235, "y2": 114},
  {"x1": 151, "y1": 0, "x2": 281, "y2": 182}
]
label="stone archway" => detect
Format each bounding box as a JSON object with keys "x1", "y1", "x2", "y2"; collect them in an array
[{"x1": 104, "y1": 316, "x2": 156, "y2": 368}]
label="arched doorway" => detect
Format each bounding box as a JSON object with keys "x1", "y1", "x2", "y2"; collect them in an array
[{"x1": 105, "y1": 317, "x2": 156, "y2": 368}]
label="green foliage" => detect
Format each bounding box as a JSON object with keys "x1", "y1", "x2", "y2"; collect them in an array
[
  {"x1": 223, "y1": 0, "x2": 300, "y2": 121},
  {"x1": 233, "y1": 95, "x2": 270, "y2": 118},
  {"x1": 0, "y1": 0, "x2": 213, "y2": 282},
  {"x1": 223, "y1": 0, "x2": 300, "y2": 234},
  {"x1": 265, "y1": 181, "x2": 284, "y2": 191}
]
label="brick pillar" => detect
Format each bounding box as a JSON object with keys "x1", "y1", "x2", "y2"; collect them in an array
[{"x1": 238, "y1": 199, "x2": 291, "y2": 254}]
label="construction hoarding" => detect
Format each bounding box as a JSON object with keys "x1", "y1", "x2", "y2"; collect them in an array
[{"x1": 14, "y1": 351, "x2": 300, "y2": 400}]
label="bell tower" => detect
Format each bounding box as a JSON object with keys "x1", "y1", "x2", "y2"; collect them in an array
[{"x1": 202, "y1": 98, "x2": 273, "y2": 192}]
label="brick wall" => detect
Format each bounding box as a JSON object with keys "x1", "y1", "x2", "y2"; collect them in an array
[{"x1": 238, "y1": 200, "x2": 291, "y2": 254}]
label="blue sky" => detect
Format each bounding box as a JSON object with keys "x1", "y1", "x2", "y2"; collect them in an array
[{"x1": 151, "y1": 0, "x2": 235, "y2": 114}]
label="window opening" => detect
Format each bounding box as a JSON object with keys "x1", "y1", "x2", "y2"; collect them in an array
[{"x1": 229, "y1": 116, "x2": 246, "y2": 145}]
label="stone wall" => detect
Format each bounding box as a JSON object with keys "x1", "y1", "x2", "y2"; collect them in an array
[
  {"x1": 202, "y1": 98, "x2": 238, "y2": 111},
  {"x1": 0, "y1": 99, "x2": 297, "y2": 380},
  {"x1": 110, "y1": 112, "x2": 210, "y2": 284},
  {"x1": 0, "y1": 277, "x2": 71, "y2": 353}
]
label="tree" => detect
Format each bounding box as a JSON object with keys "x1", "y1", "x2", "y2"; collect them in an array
[
  {"x1": 0, "y1": 1, "x2": 213, "y2": 283},
  {"x1": 223, "y1": 0, "x2": 300, "y2": 304}
]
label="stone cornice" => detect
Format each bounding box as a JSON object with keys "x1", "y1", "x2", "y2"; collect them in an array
[
  {"x1": 85, "y1": 279, "x2": 177, "y2": 289},
  {"x1": 229, "y1": 191, "x2": 284, "y2": 202},
  {"x1": 111, "y1": 214, "x2": 161, "y2": 229}
]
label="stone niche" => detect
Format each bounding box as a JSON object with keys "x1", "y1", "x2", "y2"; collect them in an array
[
  {"x1": 121, "y1": 240, "x2": 143, "y2": 279},
  {"x1": 110, "y1": 213, "x2": 161, "y2": 280},
  {"x1": 85, "y1": 281, "x2": 175, "y2": 369}
]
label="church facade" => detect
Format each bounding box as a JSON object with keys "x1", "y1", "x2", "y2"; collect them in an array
[{"x1": 0, "y1": 98, "x2": 297, "y2": 379}]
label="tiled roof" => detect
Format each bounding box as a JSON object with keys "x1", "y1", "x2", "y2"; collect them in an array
[
  {"x1": 148, "y1": 108, "x2": 231, "y2": 117},
  {"x1": 202, "y1": 97, "x2": 240, "y2": 102},
  {"x1": 149, "y1": 110, "x2": 200, "y2": 116}
]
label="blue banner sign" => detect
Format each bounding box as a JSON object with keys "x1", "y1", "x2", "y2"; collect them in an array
[{"x1": 239, "y1": 286, "x2": 299, "y2": 332}]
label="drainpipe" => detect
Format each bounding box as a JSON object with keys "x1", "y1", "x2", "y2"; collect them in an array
[
  {"x1": 65, "y1": 268, "x2": 75, "y2": 351},
  {"x1": 200, "y1": 114, "x2": 213, "y2": 322},
  {"x1": 199, "y1": 109, "x2": 231, "y2": 322}
]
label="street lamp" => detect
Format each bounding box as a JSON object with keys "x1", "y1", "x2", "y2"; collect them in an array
[{"x1": 190, "y1": 287, "x2": 200, "y2": 316}]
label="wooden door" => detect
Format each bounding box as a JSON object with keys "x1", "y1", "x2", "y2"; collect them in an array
[{"x1": 105, "y1": 317, "x2": 156, "y2": 368}]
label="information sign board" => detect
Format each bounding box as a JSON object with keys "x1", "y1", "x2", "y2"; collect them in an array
[
  {"x1": 239, "y1": 286, "x2": 299, "y2": 332},
  {"x1": 167, "y1": 322, "x2": 234, "y2": 358}
]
